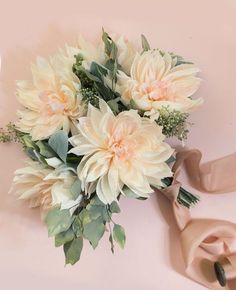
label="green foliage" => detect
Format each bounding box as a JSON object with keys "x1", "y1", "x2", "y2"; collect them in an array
[
  {"x1": 83, "y1": 217, "x2": 105, "y2": 249},
  {"x1": 109, "y1": 201, "x2": 121, "y2": 213},
  {"x1": 113, "y1": 224, "x2": 126, "y2": 249},
  {"x1": 72, "y1": 215, "x2": 83, "y2": 238},
  {"x1": 102, "y1": 29, "x2": 120, "y2": 87},
  {"x1": 70, "y1": 179, "x2": 82, "y2": 200},
  {"x1": 170, "y1": 52, "x2": 193, "y2": 66},
  {"x1": 45, "y1": 208, "x2": 73, "y2": 237},
  {"x1": 48, "y1": 130, "x2": 68, "y2": 163},
  {"x1": 107, "y1": 98, "x2": 120, "y2": 114},
  {"x1": 36, "y1": 140, "x2": 55, "y2": 158},
  {"x1": 157, "y1": 107, "x2": 190, "y2": 141},
  {"x1": 55, "y1": 228, "x2": 75, "y2": 247},
  {"x1": 44, "y1": 193, "x2": 125, "y2": 264},
  {"x1": 73, "y1": 54, "x2": 94, "y2": 88},
  {"x1": 141, "y1": 34, "x2": 151, "y2": 52},
  {"x1": 64, "y1": 237, "x2": 83, "y2": 265},
  {"x1": 162, "y1": 177, "x2": 200, "y2": 208}
]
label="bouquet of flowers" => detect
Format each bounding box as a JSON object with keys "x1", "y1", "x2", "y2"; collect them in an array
[{"x1": 1, "y1": 30, "x2": 203, "y2": 265}]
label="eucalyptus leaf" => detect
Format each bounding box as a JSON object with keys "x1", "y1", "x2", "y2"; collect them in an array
[
  {"x1": 88, "y1": 205, "x2": 103, "y2": 220},
  {"x1": 24, "y1": 148, "x2": 38, "y2": 161},
  {"x1": 64, "y1": 237, "x2": 83, "y2": 265},
  {"x1": 33, "y1": 150, "x2": 47, "y2": 165},
  {"x1": 83, "y1": 217, "x2": 105, "y2": 249},
  {"x1": 72, "y1": 216, "x2": 83, "y2": 238},
  {"x1": 48, "y1": 131, "x2": 68, "y2": 163},
  {"x1": 141, "y1": 34, "x2": 151, "y2": 51},
  {"x1": 45, "y1": 208, "x2": 73, "y2": 237},
  {"x1": 90, "y1": 62, "x2": 108, "y2": 77},
  {"x1": 102, "y1": 207, "x2": 111, "y2": 222},
  {"x1": 70, "y1": 179, "x2": 81, "y2": 200},
  {"x1": 122, "y1": 186, "x2": 139, "y2": 198},
  {"x1": 21, "y1": 135, "x2": 37, "y2": 149},
  {"x1": 78, "y1": 66, "x2": 101, "y2": 83},
  {"x1": 36, "y1": 141, "x2": 55, "y2": 158},
  {"x1": 90, "y1": 195, "x2": 105, "y2": 206},
  {"x1": 55, "y1": 228, "x2": 75, "y2": 247},
  {"x1": 102, "y1": 29, "x2": 113, "y2": 56},
  {"x1": 113, "y1": 224, "x2": 126, "y2": 249},
  {"x1": 109, "y1": 201, "x2": 120, "y2": 213},
  {"x1": 79, "y1": 209, "x2": 91, "y2": 227},
  {"x1": 107, "y1": 99, "x2": 119, "y2": 114}
]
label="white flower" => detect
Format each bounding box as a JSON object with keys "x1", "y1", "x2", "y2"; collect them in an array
[
  {"x1": 10, "y1": 161, "x2": 77, "y2": 212},
  {"x1": 69, "y1": 100, "x2": 173, "y2": 204},
  {"x1": 16, "y1": 45, "x2": 85, "y2": 141},
  {"x1": 118, "y1": 50, "x2": 203, "y2": 113}
]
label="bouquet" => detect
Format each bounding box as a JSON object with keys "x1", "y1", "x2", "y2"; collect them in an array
[{"x1": 1, "y1": 31, "x2": 204, "y2": 270}]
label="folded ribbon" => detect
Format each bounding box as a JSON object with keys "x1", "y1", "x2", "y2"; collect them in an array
[{"x1": 161, "y1": 149, "x2": 236, "y2": 290}]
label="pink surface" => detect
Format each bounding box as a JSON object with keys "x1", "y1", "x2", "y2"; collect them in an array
[{"x1": 0, "y1": 1, "x2": 236, "y2": 289}]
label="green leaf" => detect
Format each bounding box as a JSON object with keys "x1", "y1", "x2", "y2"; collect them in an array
[
  {"x1": 102, "y1": 29, "x2": 113, "y2": 56},
  {"x1": 109, "y1": 201, "x2": 120, "y2": 213},
  {"x1": 77, "y1": 65, "x2": 101, "y2": 83},
  {"x1": 64, "y1": 237, "x2": 83, "y2": 265},
  {"x1": 55, "y1": 228, "x2": 75, "y2": 247},
  {"x1": 90, "y1": 195, "x2": 105, "y2": 206},
  {"x1": 24, "y1": 148, "x2": 38, "y2": 161},
  {"x1": 113, "y1": 224, "x2": 126, "y2": 249},
  {"x1": 102, "y1": 207, "x2": 111, "y2": 222},
  {"x1": 83, "y1": 217, "x2": 105, "y2": 249},
  {"x1": 88, "y1": 205, "x2": 103, "y2": 220},
  {"x1": 141, "y1": 34, "x2": 151, "y2": 51},
  {"x1": 22, "y1": 135, "x2": 37, "y2": 149},
  {"x1": 72, "y1": 216, "x2": 83, "y2": 237},
  {"x1": 45, "y1": 208, "x2": 73, "y2": 237},
  {"x1": 122, "y1": 186, "x2": 139, "y2": 198},
  {"x1": 36, "y1": 141, "x2": 55, "y2": 158},
  {"x1": 107, "y1": 99, "x2": 119, "y2": 114},
  {"x1": 79, "y1": 209, "x2": 91, "y2": 226},
  {"x1": 90, "y1": 62, "x2": 108, "y2": 78},
  {"x1": 166, "y1": 155, "x2": 176, "y2": 164},
  {"x1": 48, "y1": 130, "x2": 68, "y2": 163},
  {"x1": 70, "y1": 179, "x2": 81, "y2": 200}
]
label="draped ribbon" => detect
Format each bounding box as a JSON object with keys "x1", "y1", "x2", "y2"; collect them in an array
[{"x1": 160, "y1": 149, "x2": 236, "y2": 290}]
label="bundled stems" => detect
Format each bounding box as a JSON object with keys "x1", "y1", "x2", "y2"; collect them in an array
[{"x1": 162, "y1": 177, "x2": 200, "y2": 208}]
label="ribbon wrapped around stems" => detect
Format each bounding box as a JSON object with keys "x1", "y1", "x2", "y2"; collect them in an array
[{"x1": 160, "y1": 149, "x2": 236, "y2": 290}]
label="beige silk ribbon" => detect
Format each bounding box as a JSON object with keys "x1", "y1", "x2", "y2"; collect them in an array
[{"x1": 161, "y1": 149, "x2": 236, "y2": 290}]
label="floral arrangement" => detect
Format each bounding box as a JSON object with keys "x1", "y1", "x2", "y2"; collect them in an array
[{"x1": 1, "y1": 31, "x2": 203, "y2": 266}]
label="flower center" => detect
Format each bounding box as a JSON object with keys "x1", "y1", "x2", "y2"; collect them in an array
[
  {"x1": 133, "y1": 80, "x2": 174, "y2": 102},
  {"x1": 39, "y1": 90, "x2": 68, "y2": 115},
  {"x1": 109, "y1": 137, "x2": 136, "y2": 160}
]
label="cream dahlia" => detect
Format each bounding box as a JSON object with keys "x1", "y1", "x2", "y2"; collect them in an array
[
  {"x1": 118, "y1": 50, "x2": 203, "y2": 113},
  {"x1": 16, "y1": 45, "x2": 85, "y2": 141},
  {"x1": 69, "y1": 100, "x2": 173, "y2": 204},
  {"x1": 11, "y1": 162, "x2": 77, "y2": 211}
]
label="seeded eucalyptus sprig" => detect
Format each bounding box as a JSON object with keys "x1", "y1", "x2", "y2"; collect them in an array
[
  {"x1": 157, "y1": 107, "x2": 191, "y2": 141},
  {"x1": 0, "y1": 122, "x2": 24, "y2": 143}
]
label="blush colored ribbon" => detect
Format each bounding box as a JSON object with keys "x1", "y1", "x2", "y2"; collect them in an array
[{"x1": 160, "y1": 149, "x2": 236, "y2": 290}]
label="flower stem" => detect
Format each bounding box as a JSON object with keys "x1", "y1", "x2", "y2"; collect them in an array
[{"x1": 162, "y1": 177, "x2": 200, "y2": 208}]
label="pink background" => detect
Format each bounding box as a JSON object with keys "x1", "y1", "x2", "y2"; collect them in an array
[{"x1": 0, "y1": 0, "x2": 236, "y2": 289}]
